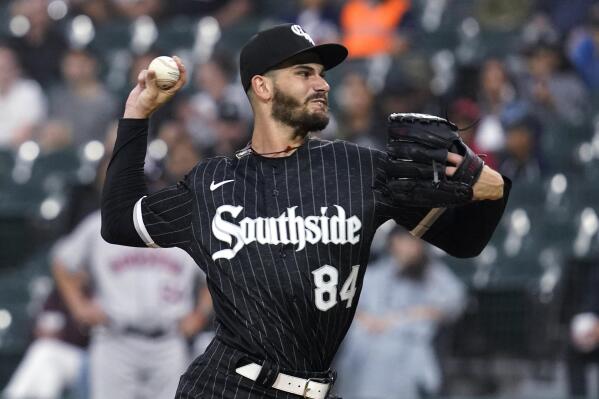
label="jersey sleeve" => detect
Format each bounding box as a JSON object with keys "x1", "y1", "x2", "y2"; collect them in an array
[
  {"x1": 101, "y1": 118, "x2": 197, "y2": 250},
  {"x1": 373, "y1": 149, "x2": 511, "y2": 258},
  {"x1": 101, "y1": 119, "x2": 151, "y2": 248},
  {"x1": 52, "y1": 212, "x2": 99, "y2": 272},
  {"x1": 133, "y1": 170, "x2": 196, "y2": 250}
]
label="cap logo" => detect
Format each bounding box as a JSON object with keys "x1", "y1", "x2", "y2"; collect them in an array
[{"x1": 291, "y1": 25, "x2": 315, "y2": 46}]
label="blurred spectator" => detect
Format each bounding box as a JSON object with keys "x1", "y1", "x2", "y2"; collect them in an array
[
  {"x1": 475, "y1": 58, "x2": 516, "y2": 152},
  {"x1": 52, "y1": 211, "x2": 211, "y2": 399},
  {"x1": 0, "y1": 45, "x2": 47, "y2": 149},
  {"x1": 36, "y1": 119, "x2": 73, "y2": 153},
  {"x1": 335, "y1": 71, "x2": 382, "y2": 148},
  {"x1": 568, "y1": 10, "x2": 599, "y2": 90},
  {"x1": 340, "y1": 0, "x2": 411, "y2": 58},
  {"x1": 284, "y1": 0, "x2": 340, "y2": 45},
  {"x1": 478, "y1": 59, "x2": 516, "y2": 116},
  {"x1": 49, "y1": 49, "x2": 117, "y2": 147},
  {"x1": 518, "y1": 38, "x2": 590, "y2": 125},
  {"x1": 8, "y1": 0, "x2": 69, "y2": 87},
  {"x1": 497, "y1": 105, "x2": 545, "y2": 182},
  {"x1": 179, "y1": 52, "x2": 250, "y2": 151},
  {"x1": 3, "y1": 288, "x2": 90, "y2": 399},
  {"x1": 335, "y1": 226, "x2": 466, "y2": 399},
  {"x1": 449, "y1": 97, "x2": 498, "y2": 169}
]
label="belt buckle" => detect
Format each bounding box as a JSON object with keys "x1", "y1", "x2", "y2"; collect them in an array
[{"x1": 302, "y1": 376, "x2": 331, "y2": 399}]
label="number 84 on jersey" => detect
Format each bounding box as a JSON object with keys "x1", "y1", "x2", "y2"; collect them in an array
[{"x1": 312, "y1": 264, "x2": 360, "y2": 312}]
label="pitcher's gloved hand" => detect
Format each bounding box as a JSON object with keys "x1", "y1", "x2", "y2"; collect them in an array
[{"x1": 384, "y1": 113, "x2": 485, "y2": 207}]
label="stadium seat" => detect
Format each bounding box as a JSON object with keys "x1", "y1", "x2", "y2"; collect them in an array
[
  {"x1": 542, "y1": 121, "x2": 593, "y2": 171},
  {"x1": 0, "y1": 149, "x2": 14, "y2": 175},
  {"x1": 507, "y1": 179, "x2": 545, "y2": 208},
  {"x1": 0, "y1": 148, "x2": 80, "y2": 217},
  {"x1": 0, "y1": 149, "x2": 15, "y2": 194},
  {"x1": 29, "y1": 148, "x2": 80, "y2": 194},
  {"x1": 0, "y1": 3, "x2": 12, "y2": 38},
  {"x1": 0, "y1": 215, "x2": 34, "y2": 269},
  {"x1": 452, "y1": 286, "x2": 536, "y2": 357},
  {"x1": 0, "y1": 270, "x2": 31, "y2": 305}
]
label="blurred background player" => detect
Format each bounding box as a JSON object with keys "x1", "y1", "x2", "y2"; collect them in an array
[
  {"x1": 335, "y1": 226, "x2": 466, "y2": 399},
  {"x1": 51, "y1": 208, "x2": 211, "y2": 399}
]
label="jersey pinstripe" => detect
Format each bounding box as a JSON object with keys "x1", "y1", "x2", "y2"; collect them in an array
[{"x1": 133, "y1": 137, "x2": 431, "y2": 374}]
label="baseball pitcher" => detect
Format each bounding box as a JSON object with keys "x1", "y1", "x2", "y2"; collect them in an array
[{"x1": 101, "y1": 24, "x2": 510, "y2": 398}]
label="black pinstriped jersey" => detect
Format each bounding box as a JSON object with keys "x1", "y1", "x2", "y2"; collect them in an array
[{"x1": 131, "y1": 131, "x2": 505, "y2": 372}]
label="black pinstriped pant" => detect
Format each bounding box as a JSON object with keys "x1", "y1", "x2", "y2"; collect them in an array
[{"x1": 175, "y1": 338, "x2": 337, "y2": 398}]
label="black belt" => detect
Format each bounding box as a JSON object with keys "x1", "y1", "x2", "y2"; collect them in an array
[{"x1": 123, "y1": 326, "x2": 168, "y2": 339}]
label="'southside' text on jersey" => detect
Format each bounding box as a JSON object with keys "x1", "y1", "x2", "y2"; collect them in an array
[{"x1": 211, "y1": 205, "x2": 362, "y2": 260}]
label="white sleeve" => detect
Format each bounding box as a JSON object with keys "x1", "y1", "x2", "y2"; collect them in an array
[
  {"x1": 52, "y1": 213, "x2": 99, "y2": 272},
  {"x1": 177, "y1": 248, "x2": 204, "y2": 284},
  {"x1": 429, "y1": 262, "x2": 467, "y2": 321},
  {"x1": 191, "y1": 258, "x2": 205, "y2": 285}
]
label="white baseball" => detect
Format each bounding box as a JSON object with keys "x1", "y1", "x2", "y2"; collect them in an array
[{"x1": 148, "y1": 56, "x2": 180, "y2": 90}]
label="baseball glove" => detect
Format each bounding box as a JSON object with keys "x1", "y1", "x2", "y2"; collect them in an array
[{"x1": 384, "y1": 113, "x2": 484, "y2": 208}]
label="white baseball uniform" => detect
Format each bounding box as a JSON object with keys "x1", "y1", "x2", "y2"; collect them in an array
[{"x1": 53, "y1": 210, "x2": 203, "y2": 399}]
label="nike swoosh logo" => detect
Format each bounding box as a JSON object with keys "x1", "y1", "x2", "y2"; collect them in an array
[{"x1": 210, "y1": 180, "x2": 234, "y2": 191}]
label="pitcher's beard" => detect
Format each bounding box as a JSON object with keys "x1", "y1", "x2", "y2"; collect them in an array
[{"x1": 271, "y1": 87, "x2": 329, "y2": 137}]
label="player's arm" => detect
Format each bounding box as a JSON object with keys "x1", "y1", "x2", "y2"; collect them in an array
[
  {"x1": 52, "y1": 260, "x2": 108, "y2": 327},
  {"x1": 52, "y1": 213, "x2": 109, "y2": 327},
  {"x1": 416, "y1": 177, "x2": 511, "y2": 257},
  {"x1": 378, "y1": 166, "x2": 511, "y2": 258},
  {"x1": 407, "y1": 155, "x2": 510, "y2": 257},
  {"x1": 179, "y1": 285, "x2": 213, "y2": 338},
  {"x1": 101, "y1": 57, "x2": 191, "y2": 248}
]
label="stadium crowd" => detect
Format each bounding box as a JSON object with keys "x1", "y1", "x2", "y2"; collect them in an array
[{"x1": 1, "y1": 0, "x2": 599, "y2": 398}]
